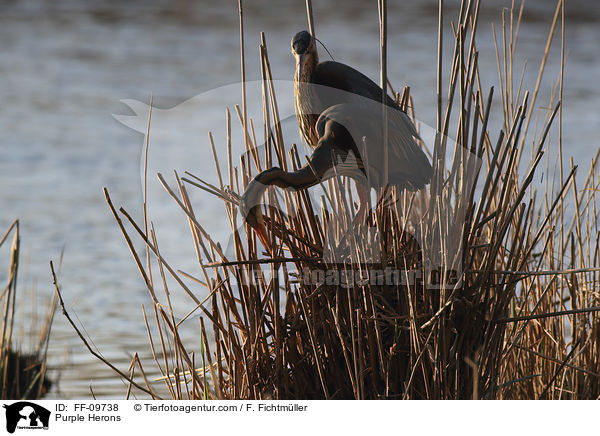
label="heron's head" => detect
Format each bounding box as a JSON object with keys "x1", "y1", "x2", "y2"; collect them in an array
[
  {"x1": 291, "y1": 30, "x2": 313, "y2": 56},
  {"x1": 240, "y1": 179, "x2": 264, "y2": 226},
  {"x1": 291, "y1": 31, "x2": 316, "y2": 82}
]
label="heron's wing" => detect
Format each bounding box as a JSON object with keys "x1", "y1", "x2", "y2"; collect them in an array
[
  {"x1": 319, "y1": 103, "x2": 431, "y2": 190},
  {"x1": 385, "y1": 109, "x2": 432, "y2": 189},
  {"x1": 316, "y1": 61, "x2": 398, "y2": 108},
  {"x1": 315, "y1": 61, "x2": 422, "y2": 143}
]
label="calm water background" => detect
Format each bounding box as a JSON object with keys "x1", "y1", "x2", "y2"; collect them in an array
[{"x1": 0, "y1": 0, "x2": 598, "y2": 398}]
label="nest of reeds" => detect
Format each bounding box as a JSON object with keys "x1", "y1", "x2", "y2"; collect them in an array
[{"x1": 59, "y1": 0, "x2": 600, "y2": 400}]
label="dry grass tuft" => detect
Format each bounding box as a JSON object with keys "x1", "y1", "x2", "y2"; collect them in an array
[{"x1": 1, "y1": 220, "x2": 55, "y2": 399}]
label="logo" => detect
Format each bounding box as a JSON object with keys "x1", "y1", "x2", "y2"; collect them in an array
[
  {"x1": 3, "y1": 402, "x2": 50, "y2": 433},
  {"x1": 115, "y1": 80, "x2": 480, "y2": 295}
]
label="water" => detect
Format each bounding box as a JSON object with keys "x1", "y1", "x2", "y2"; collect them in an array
[{"x1": 0, "y1": 0, "x2": 598, "y2": 398}]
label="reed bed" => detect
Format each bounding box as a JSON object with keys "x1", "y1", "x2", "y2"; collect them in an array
[
  {"x1": 0, "y1": 220, "x2": 55, "y2": 399},
  {"x1": 61, "y1": 0, "x2": 600, "y2": 399}
]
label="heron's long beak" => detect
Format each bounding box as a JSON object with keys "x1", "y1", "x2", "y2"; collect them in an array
[{"x1": 296, "y1": 54, "x2": 305, "y2": 83}]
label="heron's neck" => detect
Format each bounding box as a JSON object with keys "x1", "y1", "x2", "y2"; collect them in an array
[
  {"x1": 257, "y1": 166, "x2": 321, "y2": 191},
  {"x1": 297, "y1": 51, "x2": 318, "y2": 84}
]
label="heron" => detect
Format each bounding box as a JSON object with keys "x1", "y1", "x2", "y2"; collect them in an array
[
  {"x1": 239, "y1": 103, "x2": 432, "y2": 249},
  {"x1": 290, "y1": 30, "x2": 425, "y2": 225}
]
